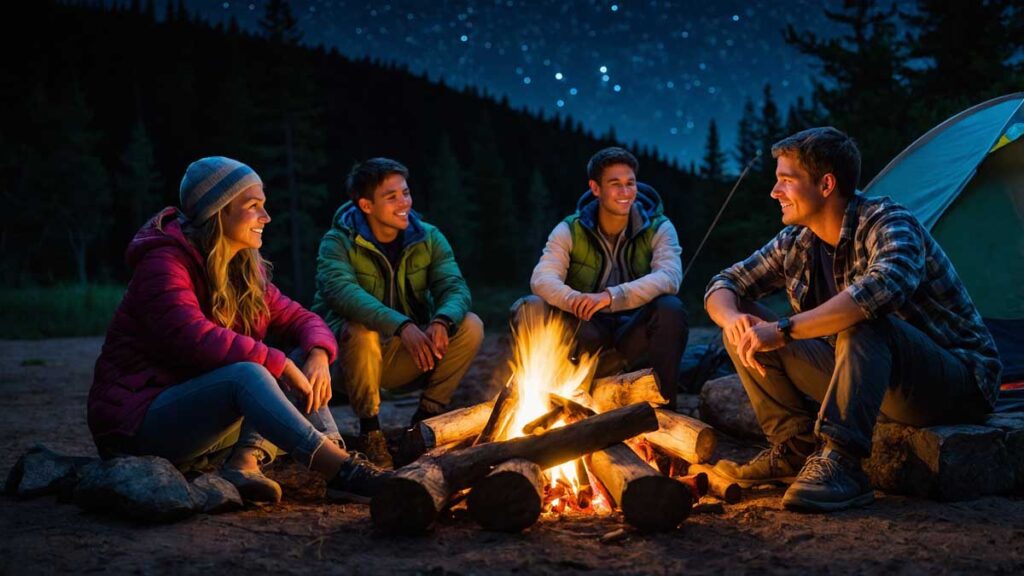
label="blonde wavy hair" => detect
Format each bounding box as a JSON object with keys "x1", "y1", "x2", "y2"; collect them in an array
[{"x1": 182, "y1": 209, "x2": 272, "y2": 336}]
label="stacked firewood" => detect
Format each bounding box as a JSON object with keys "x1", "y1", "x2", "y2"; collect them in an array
[{"x1": 374, "y1": 369, "x2": 741, "y2": 535}]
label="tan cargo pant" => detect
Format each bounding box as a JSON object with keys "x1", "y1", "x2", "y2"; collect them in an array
[{"x1": 334, "y1": 313, "x2": 484, "y2": 418}]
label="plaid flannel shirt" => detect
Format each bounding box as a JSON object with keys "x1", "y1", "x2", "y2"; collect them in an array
[{"x1": 705, "y1": 194, "x2": 1002, "y2": 408}]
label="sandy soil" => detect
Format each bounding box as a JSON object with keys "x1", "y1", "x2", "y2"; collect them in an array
[{"x1": 2, "y1": 335, "x2": 1023, "y2": 575}]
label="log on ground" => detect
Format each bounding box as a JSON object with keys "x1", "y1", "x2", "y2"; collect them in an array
[
  {"x1": 589, "y1": 443, "x2": 692, "y2": 531},
  {"x1": 371, "y1": 402, "x2": 659, "y2": 534},
  {"x1": 467, "y1": 458, "x2": 544, "y2": 532},
  {"x1": 645, "y1": 409, "x2": 718, "y2": 463},
  {"x1": 688, "y1": 463, "x2": 741, "y2": 503}
]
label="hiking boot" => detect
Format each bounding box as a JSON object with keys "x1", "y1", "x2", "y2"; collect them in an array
[
  {"x1": 218, "y1": 467, "x2": 283, "y2": 504},
  {"x1": 326, "y1": 453, "x2": 393, "y2": 504},
  {"x1": 713, "y1": 442, "x2": 806, "y2": 487},
  {"x1": 782, "y1": 445, "x2": 875, "y2": 512},
  {"x1": 358, "y1": 429, "x2": 394, "y2": 469}
]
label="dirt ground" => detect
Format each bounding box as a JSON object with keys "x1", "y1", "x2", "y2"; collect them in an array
[{"x1": 2, "y1": 334, "x2": 1024, "y2": 575}]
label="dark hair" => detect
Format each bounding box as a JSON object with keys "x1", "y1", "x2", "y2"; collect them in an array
[
  {"x1": 586, "y1": 147, "x2": 639, "y2": 182},
  {"x1": 345, "y1": 157, "x2": 409, "y2": 202},
  {"x1": 771, "y1": 127, "x2": 861, "y2": 198}
]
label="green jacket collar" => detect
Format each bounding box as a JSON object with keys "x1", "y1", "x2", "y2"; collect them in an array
[{"x1": 332, "y1": 201, "x2": 428, "y2": 254}]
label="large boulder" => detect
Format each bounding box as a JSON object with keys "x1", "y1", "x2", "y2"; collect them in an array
[
  {"x1": 191, "y1": 473, "x2": 243, "y2": 514},
  {"x1": 5, "y1": 445, "x2": 95, "y2": 498},
  {"x1": 698, "y1": 374, "x2": 764, "y2": 440},
  {"x1": 73, "y1": 456, "x2": 202, "y2": 522},
  {"x1": 865, "y1": 412, "x2": 1024, "y2": 500}
]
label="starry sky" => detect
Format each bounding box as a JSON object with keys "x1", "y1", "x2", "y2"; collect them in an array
[{"x1": 192, "y1": 0, "x2": 851, "y2": 171}]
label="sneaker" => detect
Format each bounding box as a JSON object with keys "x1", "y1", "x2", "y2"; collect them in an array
[
  {"x1": 326, "y1": 453, "x2": 393, "y2": 504},
  {"x1": 713, "y1": 442, "x2": 805, "y2": 487},
  {"x1": 218, "y1": 467, "x2": 283, "y2": 504},
  {"x1": 358, "y1": 429, "x2": 394, "y2": 469},
  {"x1": 782, "y1": 446, "x2": 875, "y2": 512}
]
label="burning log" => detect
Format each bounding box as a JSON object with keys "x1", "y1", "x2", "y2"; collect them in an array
[
  {"x1": 371, "y1": 402, "x2": 659, "y2": 534},
  {"x1": 589, "y1": 368, "x2": 668, "y2": 412},
  {"x1": 473, "y1": 375, "x2": 517, "y2": 446},
  {"x1": 645, "y1": 410, "x2": 718, "y2": 464},
  {"x1": 588, "y1": 443, "x2": 692, "y2": 531},
  {"x1": 676, "y1": 472, "x2": 709, "y2": 500},
  {"x1": 687, "y1": 463, "x2": 742, "y2": 503},
  {"x1": 521, "y1": 405, "x2": 564, "y2": 435},
  {"x1": 467, "y1": 459, "x2": 544, "y2": 532},
  {"x1": 396, "y1": 401, "x2": 495, "y2": 465}
]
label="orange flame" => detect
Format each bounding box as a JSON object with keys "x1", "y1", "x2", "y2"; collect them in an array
[{"x1": 503, "y1": 310, "x2": 612, "y2": 515}]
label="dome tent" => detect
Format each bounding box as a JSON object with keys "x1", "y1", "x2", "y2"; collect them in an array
[{"x1": 864, "y1": 93, "x2": 1023, "y2": 396}]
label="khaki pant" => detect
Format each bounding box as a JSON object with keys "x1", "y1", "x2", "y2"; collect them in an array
[{"x1": 335, "y1": 313, "x2": 484, "y2": 419}]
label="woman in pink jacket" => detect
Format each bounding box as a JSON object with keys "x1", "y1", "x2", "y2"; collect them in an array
[{"x1": 88, "y1": 156, "x2": 387, "y2": 504}]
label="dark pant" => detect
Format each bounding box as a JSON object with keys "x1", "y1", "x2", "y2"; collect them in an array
[
  {"x1": 724, "y1": 310, "x2": 990, "y2": 457},
  {"x1": 512, "y1": 294, "x2": 689, "y2": 408}
]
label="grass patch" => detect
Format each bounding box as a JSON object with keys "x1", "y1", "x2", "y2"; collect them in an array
[{"x1": 0, "y1": 284, "x2": 124, "y2": 339}]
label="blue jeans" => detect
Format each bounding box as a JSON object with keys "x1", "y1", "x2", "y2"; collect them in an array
[
  {"x1": 122, "y1": 358, "x2": 341, "y2": 470},
  {"x1": 725, "y1": 314, "x2": 989, "y2": 457}
]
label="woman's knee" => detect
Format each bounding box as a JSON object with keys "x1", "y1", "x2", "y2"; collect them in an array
[{"x1": 225, "y1": 362, "x2": 278, "y2": 393}]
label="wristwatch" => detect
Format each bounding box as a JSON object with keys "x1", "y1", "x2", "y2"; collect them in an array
[{"x1": 776, "y1": 316, "x2": 794, "y2": 343}]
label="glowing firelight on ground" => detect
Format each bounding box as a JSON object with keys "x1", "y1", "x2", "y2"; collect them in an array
[{"x1": 503, "y1": 310, "x2": 613, "y2": 515}]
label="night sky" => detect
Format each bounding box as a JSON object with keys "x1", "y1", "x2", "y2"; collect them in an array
[{"x1": 191, "y1": 0, "x2": 853, "y2": 170}]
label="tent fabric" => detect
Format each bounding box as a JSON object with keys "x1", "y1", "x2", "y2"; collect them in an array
[
  {"x1": 864, "y1": 93, "x2": 1023, "y2": 230},
  {"x1": 864, "y1": 94, "x2": 1024, "y2": 407}
]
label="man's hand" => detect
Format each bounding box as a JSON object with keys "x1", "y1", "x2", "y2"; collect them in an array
[
  {"x1": 400, "y1": 323, "x2": 441, "y2": 372},
  {"x1": 723, "y1": 313, "x2": 764, "y2": 349},
  {"x1": 301, "y1": 347, "x2": 332, "y2": 412},
  {"x1": 736, "y1": 322, "x2": 786, "y2": 377},
  {"x1": 425, "y1": 322, "x2": 450, "y2": 358},
  {"x1": 571, "y1": 291, "x2": 612, "y2": 321},
  {"x1": 280, "y1": 359, "x2": 315, "y2": 413}
]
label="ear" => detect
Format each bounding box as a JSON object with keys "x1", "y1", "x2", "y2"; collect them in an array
[
  {"x1": 820, "y1": 173, "x2": 837, "y2": 198},
  {"x1": 357, "y1": 197, "x2": 373, "y2": 214},
  {"x1": 589, "y1": 179, "x2": 601, "y2": 197}
]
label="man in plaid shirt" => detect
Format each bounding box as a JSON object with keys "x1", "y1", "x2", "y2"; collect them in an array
[{"x1": 705, "y1": 127, "x2": 1002, "y2": 512}]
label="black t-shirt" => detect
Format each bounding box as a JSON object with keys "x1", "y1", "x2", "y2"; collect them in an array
[
  {"x1": 808, "y1": 238, "x2": 839, "y2": 309},
  {"x1": 379, "y1": 232, "x2": 404, "y2": 270}
]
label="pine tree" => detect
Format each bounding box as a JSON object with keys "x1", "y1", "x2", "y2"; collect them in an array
[
  {"x1": 425, "y1": 134, "x2": 478, "y2": 268},
  {"x1": 784, "y1": 0, "x2": 910, "y2": 178},
  {"x1": 758, "y1": 84, "x2": 784, "y2": 177},
  {"x1": 904, "y1": 0, "x2": 1024, "y2": 115},
  {"x1": 700, "y1": 119, "x2": 726, "y2": 183},
  {"x1": 734, "y1": 98, "x2": 759, "y2": 169},
  {"x1": 255, "y1": 0, "x2": 326, "y2": 300},
  {"x1": 116, "y1": 118, "x2": 162, "y2": 229},
  {"x1": 524, "y1": 168, "x2": 554, "y2": 265}
]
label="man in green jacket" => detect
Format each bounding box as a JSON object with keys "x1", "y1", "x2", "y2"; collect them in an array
[{"x1": 313, "y1": 158, "x2": 484, "y2": 468}]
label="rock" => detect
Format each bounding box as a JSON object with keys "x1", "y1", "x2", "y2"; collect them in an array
[
  {"x1": 864, "y1": 413, "x2": 1024, "y2": 501},
  {"x1": 191, "y1": 473, "x2": 243, "y2": 514},
  {"x1": 5, "y1": 445, "x2": 95, "y2": 498},
  {"x1": 73, "y1": 456, "x2": 201, "y2": 522},
  {"x1": 698, "y1": 375, "x2": 764, "y2": 440}
]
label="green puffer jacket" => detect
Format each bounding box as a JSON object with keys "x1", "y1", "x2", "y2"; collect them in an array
[
  {"x1": 312, "y1": 202, "x2": 472, "y2": 336},
  {"x1": 563, "y1": 183, "x2": 668, "y2": 293}
]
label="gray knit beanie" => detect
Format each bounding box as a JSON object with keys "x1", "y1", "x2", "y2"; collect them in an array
[{"x1": 179, "y1": 156, "x2": 263, "y2": 224}]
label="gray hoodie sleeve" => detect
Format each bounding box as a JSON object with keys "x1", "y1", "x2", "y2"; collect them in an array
[
  {"x1": 529, "y1": 222, "x2": 581, "y2": 312},
  {"x1": 606, "y1": 220, "x2": 682, "y2": 312}
]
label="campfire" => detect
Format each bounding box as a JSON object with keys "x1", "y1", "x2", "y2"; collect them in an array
[{"x1": 376, "y1": 311, "x2": 729, "y2": 535}]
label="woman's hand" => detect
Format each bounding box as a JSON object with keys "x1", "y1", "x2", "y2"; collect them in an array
[
  {"x1": 302, "y1": 348, "x2": 332, "y2": 412},
  {"x1": 280, "y1": 358, "x2": 314, "y2": 413}
]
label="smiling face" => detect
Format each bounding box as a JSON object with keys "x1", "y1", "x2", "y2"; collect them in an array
[
  {"x1": 590, "y1": 163, "x2": 637, "y2": 219},
  {"x1": 770, "y1": 153, "x2": 829, "y2": 227},
  {"x1": 359, "y1": 173, "x2": 412, "y2": 241},
  {"x1": 221, "y1": 184, "x2": 270, "y2": 255}
]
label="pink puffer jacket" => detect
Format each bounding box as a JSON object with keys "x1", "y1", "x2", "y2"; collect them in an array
[{"x1": 88, "y1": 207, "x2": 337, "y2": 442}]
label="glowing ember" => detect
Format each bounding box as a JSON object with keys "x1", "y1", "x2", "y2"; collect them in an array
[{"x1": 502, "y1": 310, "x2": 612, "y2": 515}]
